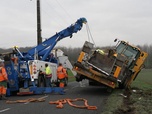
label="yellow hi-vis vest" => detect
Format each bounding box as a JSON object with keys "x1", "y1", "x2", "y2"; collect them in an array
[
  {"x1": 45, "y1": 66, "x2": 52, "y2": 77},
  {"x1": 96, "y1": 49, "x2": 105, "y2": 55}
]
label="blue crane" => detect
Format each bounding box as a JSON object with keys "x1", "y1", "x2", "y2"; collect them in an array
[{"x1": 5, "y1": 17, "x2": 87, "y2": 96}]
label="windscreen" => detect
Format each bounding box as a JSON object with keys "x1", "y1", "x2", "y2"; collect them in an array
[{"x1": 116, "y1": 42, "x2": 140, "y2": 66}]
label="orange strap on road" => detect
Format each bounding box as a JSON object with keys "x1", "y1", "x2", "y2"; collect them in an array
[
  {"x1": 6, "y1": 98, "x2": 45, "y2": 104},
  {"x1": 49, "y1": 98, "x2": 97, "y2": 110},
  {"x1": 49, "y1": 99, "x2": 66, "y2": 108}
]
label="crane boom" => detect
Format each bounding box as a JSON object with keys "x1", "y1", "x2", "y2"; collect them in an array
[{"x1": 25, "y1": 17, "x2": 87, "y2": 61}]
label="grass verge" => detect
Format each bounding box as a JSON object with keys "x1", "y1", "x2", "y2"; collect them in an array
[
  {"x1": 102, "y1": 69, "x2": 152, "y2": 114},
  {"x1": 102, "y1": 89, "x2": 124, "y2": 114}
]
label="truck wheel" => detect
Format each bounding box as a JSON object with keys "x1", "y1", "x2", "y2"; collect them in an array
[
  {"x1": 75, "y1": 74, "x2": 85, "y2": 82},
  {"x1": 118, "y1": 82, "x2": 126, "y2": 89},
  {"x1": 118, "y1": 76, "x2": 130, "y2": 89},
  {"x1": 118, "y1": 70, "x2": 132, "y2": 89},
  {"x1": 89, "y1": 80, "x2": 97, "y2": 86},
  {"x1": 106, "y1": 87, "x2": 113, "y2": 93},
  {"x1": 89, "y1": 81, "x2": 94, "y2": 86}
]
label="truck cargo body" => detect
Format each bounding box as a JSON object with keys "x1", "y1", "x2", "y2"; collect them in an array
[{"x1": 73, "y1": 40, "x2": 148, "y2": 89}]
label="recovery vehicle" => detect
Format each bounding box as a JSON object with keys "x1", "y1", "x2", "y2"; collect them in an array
[
  {"x1": 1, "y1": 17, "x2": 87, "y2": 96},
  {"x1": 73, "y1": 39, "x2": 148, "y2": 90}
]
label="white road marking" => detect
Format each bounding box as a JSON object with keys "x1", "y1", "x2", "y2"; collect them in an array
[{"x1": 0, "y1": 108, "x2": 10, "y2": 113}]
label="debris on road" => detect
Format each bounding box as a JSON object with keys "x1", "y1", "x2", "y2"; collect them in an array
[
  {"x1": 49, "y1": 98, "x2": 97, "y2": 110},
  {"x1": 6, "y1": 97, "x2": 45, "y2": 104},
  {"x1": 119, "y1": 93, "x2": 127, "y2": 98},
  {"x1": 132, "y1": 90, "x2": 137, "y2": 93}
]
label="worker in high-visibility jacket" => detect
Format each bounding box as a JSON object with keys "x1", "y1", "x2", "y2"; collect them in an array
[
  {"x1": 43, "y1": 63, "x2": 52, "y2": 87},
  {"x1": 96, "y1": 49, "x2": 105, "y2": 55},
  {"x1": 57, "y1": 63, "x2": 67, "y2": 88},
  {"x1": 0, "y1": 59, "x2": 8, "y2": 100}
]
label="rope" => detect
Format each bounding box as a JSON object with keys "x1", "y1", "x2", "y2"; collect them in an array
[
  {"x1": 86, "y1": 23, "x2": 96, "y2": 47},
  {"x1": 49, "y1": 98, "x2": 97, "y2": 110},
  {"x1": 86, "y1": 24, "x2": 91, "y2": 42}
]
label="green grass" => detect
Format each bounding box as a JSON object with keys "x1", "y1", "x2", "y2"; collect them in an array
[
  {"x1": 102, "y1": 69, "x2": 152, "y2": 114},
  {"x1": 102, "y1": 89, "x2": 124, "y2": 114},
  {"x1": 131, "y1": 69, "x2": 152, "y2": 114},
  {"x1": 132, "y1": 69, "x2": 152, "y2": 89},
  {"x1": 67, "y1": 69, "x2": 76, "y2": 82}
]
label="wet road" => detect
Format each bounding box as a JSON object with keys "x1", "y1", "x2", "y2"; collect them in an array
[{"x1": 0, "y1": 81, "x2": 110, "y2": 114}]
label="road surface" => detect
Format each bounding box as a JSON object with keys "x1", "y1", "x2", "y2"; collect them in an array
[{"x1": 0, "y1": 81, "x2": 110, "y2": 114}]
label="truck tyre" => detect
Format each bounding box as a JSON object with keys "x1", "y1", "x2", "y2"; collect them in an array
[
  {"x1": 75, "y1": 74, "x2": 85, "y2": 82},
  {"x1": 118, "y1": 75, "x2": 129, "y2": 89},
  {"x1": 89, "y1": 81, "x2": 94, "y2": 86},
  {"x1": 118, "y1": 70, "x2": 132, "y2": 89},
  {"x1": 118, "y1": 75, "x2": 131, "y2": 89},
  {"x1": 89, "y1": 80, "x2": 98, "y2": 86},
  {"x1": 106, "y1": 87, "x2": 113, "y2": 93}
]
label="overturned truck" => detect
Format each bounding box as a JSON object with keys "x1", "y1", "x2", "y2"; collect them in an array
[{"x1": 73, "y1": 39, "x2": 148, "y2": 90}]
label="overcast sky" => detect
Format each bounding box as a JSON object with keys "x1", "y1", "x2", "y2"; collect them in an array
[{"x1": 0, "y1": 0, "x2": 152, "y2": 49}]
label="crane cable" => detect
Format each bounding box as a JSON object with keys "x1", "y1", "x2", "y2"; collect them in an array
[
  {"x1": 55, "y1": 0, "x2": 74, "y2": 22},
  {"x1": 86, "y1": 23, "x2": 96, "y2": 47}
]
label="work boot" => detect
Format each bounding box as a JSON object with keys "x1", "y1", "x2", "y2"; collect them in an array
[{"x1": 1, "y1": 95, "x2": 7, "y2": 100}]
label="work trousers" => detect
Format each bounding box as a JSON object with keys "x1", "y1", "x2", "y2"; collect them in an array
[
  {"x1": 58, "y1": 78, "x2": 65, "y2": 88},
  {"x1": 0, "y1": 81, "x2": 7, "y2": 95},
  {"x1": 45, "y1": 77, "x2": 52, "y2": 87}
]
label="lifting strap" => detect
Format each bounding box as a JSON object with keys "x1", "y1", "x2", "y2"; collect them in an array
[
  {"x1": 86, "y1": 23, "x2": 96, "y2": 47},
  {"x1": 49, "y1": 98, "x2": 97, "y2": 110},
  {"x1": 6, "y1": 98, "x2": 45, "y2": 104}
]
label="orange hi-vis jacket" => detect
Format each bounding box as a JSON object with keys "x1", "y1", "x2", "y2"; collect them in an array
[
  {"x1": 0, "y1": 67, "x2": 8, "y2": 81},
  {"x1": 57, "y1": 66, "x2": 67, "y2": 79}
]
